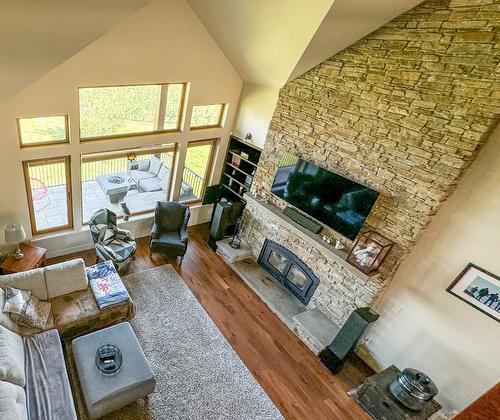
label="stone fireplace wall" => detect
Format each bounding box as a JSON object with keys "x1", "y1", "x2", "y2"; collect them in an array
[{"x1": 241, "y1": 0, "x2": 500, "y2": 324}]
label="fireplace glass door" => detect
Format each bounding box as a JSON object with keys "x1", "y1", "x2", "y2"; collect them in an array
[
  {"x1": 258, "y1": 239, "x2": 320, "y2": 304},
  {"x1": 286, "y1": 265, "x2": 308, "y2": 290},
  {"x1": 268, "y1": 250, "x2": 288, "y2": 272}
]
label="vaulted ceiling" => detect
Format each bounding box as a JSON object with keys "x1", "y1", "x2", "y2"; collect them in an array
[
  {"x1": 187, "y1": 0, "x2": 424, "y2": 88},
  {"x1": 0, "y1": 0, "x2": 426, "y2": 104},
  {"x1": 0, "y1": 0, "x2": 152, "y2": 103}
]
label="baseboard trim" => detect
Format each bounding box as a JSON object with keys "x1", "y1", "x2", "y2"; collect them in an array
[
  {"x1": 46, "y1": 243, "x2": 95, "y2": 259},
  {"x1": 355, "y1": 343, "x2": 382, "y2": 373}
]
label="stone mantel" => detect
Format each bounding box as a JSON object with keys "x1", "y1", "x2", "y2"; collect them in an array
[
  {"x1": 240, "y1": 192, "x2": 385, "y2": 325},
  {"x1": 243, "y1": 192, "x2": 375, "y2": 282}
]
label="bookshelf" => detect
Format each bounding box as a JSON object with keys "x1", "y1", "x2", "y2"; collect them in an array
[{"x1": 203, "y1": 135, "x2": 262, "y2": 204}]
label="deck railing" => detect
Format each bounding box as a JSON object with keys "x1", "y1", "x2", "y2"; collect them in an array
[
  {"x1": 182, "y1": 167, "x2": 204, "y2": 198},
  {"x1": 29, "y1": 154, "x2": 204, "y2": 198}
]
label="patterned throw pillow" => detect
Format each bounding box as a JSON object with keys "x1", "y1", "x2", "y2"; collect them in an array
[{"x1": 3, "y1": 286, "x2": 51, "y2": 329}]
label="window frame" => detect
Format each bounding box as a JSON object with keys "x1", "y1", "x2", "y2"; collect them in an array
[
  {"x1": 80, "y1": 143, "x2": 178, "y2": 224},
  {"x1": 78, "y1": 82, "x2": 187, "y2": 142},
  {"x1": 22, "y1": 155, "x2": 74, "y2": 236},
  {"x1": 180, "y1": 138, "x2": 217, "y2": 205},
  {"x1": 17, "y1": 115, "x2": 70, "y2": 148},
  {"x1": 190, "y1": 103, "x2": 226, "y2": 130}
]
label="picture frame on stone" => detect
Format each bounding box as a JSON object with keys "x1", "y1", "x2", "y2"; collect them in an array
[{"x1": 447, "y1": 263, "x2": 500, "y2": 323}]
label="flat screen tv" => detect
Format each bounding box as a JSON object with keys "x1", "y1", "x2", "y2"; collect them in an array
[{"x1": 270, "y1": 154, "x2": 379, "y2": 240}]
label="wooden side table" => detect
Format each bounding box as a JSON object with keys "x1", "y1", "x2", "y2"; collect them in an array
[{"x1": 0, "y1": 243, "x2": 47, "y2": 274}]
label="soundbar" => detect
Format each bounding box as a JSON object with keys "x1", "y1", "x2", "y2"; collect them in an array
[{"x1": 283, "y1": 206, "x2": 322, "y2": 234}]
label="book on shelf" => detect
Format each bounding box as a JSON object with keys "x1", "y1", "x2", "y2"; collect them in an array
[{"x1": 87, "y1": 260, "x2": 130, "y2": 310}]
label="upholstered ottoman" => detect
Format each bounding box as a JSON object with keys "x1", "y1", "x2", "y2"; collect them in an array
[{"x1": 72, "y1": 322, "x2": 155, "y2": 419}]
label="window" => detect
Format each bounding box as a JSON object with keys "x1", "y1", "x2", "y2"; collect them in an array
[
  {"x1": 180, "y1": 139, "x2": 216, "y2": 204},
  {"x1": 23, "y1": 156, "x2": 73, "y2": 235},
  {"x1": 81, "y1": 144, "x2": 176, "y2": 223},
  {"x1": 17, "y1": 115, "x2": 69, "y2": 147},
  {"x1": 190, "y1": 104, "x2": 225, "y2": 129},
  {"x1": 79, "y1": 83, "x2": 186, "y2": 140}
]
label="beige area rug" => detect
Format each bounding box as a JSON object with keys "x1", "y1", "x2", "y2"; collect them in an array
[{"x1": 65, "y1": 265, "x2": 283, "y2": 420}]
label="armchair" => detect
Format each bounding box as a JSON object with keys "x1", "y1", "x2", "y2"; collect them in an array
[
  {"x1": 149, "y1": 201, "x2": 190, "y2": 261},
  {"x1": 89, "y1": 208, "x2": 137, "y2": 266}
]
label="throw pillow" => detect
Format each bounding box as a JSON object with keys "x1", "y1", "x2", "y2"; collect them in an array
[
  {"x1": 137, "y1": 159, "x2": 150, "y2": 171},
  {"x1": 3, "y1": 286, "x2": 51, "y2": 329},
  {"x1": 148, "y1": 157, "x2": 163, "y2": 175},
  {"x1": 2, "y1": 286, "x2": 30, "y2": 315}
]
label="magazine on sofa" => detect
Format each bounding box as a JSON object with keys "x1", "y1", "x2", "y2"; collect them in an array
[{"x1": 86, "y1": 261, "x2": 130, "y2": 310}]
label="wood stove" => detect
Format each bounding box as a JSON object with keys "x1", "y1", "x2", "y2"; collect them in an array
[{"x1": 258, "y1": 239, "x2": 319, "y2": 304}]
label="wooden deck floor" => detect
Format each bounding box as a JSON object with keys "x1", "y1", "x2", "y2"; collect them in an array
[{"x1": 48, "y1": 223, "x2": 371, "y2": 420}]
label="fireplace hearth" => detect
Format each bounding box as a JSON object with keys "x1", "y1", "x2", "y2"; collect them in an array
[{"x1": 258, "y1": 239, "x2": 319, "y2": 304}]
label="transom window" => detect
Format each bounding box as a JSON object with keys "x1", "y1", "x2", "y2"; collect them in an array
[
  {"x1": 17, "y1": 115, "x2": 69, "y2": 147},
  {"x1": 79, "y1": 83, "x2": 186, "y2": 140},
  {"x1": 190, "y1": 104, "x2": 225, "y2": 129}
]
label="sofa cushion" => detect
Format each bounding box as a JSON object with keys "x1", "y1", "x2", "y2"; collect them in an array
[
  {"x1": 50, "y1": 289, "x2": 135, "y2": 339},
  {"x1": 0, "y1": 269, "x2": 47, "y2": 300},
  {"x1": 139, "y1": 177, "x2": 162, "y2": 192},
  {"x1": 150, "y1": 232, "x2": 187, "y2": 255},
  {"x1": 4, "y1": 287, "x2": 51, "y2": 330},
  {"x1": 0, "y1": 289, "x2": 20, "y2": 334},
  {"x1": 0, "y1": 380, "x2": 27, "y2": 420},
  {"x1": 0, "y1": 325, "x2": 25, "y2": 387},
  {"x1": 45, "y1": 258, "x2": 88, "y2": 299},
  {"x1": 149, "y1": 157, "x2": 163, "y2": 175},
  {"x1": 130, "y1": 169, "x2": 155, "y2": 183},
  {"x1": 24, "y1": 329, "x2": 77, "y2": 420}
]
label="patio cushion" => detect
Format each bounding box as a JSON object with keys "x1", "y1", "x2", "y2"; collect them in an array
[
  {"x1": 139, "y1": 177, "x2": 162, "y2": 192},
  {"x1": 158, "y1": 165, "x2": 169, "y2": 182},
  {"x1": 130, "y1": 170, "x2": 155, "y2": 183},
  {"x1": 0, "y1": 325, "x2": 25, "y2": 387},
  {"x1": 0, "y1": 380, "x2": 27, "y2": 420},
  {"x1": 45, "y1": 258, "x2": 88, "y2": 299},
  {"x1": 148, "y1": 157, "x2": 162, "y2": 175},
  {"x1": 0, "y1": 269, "x2": 47, "y2": 301},
  {"x1": 136, "y1": 159, "x2": 150, "y2": 171}
]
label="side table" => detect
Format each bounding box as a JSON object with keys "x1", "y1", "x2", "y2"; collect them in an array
[{"x1": 0, "y1": 243, "x2": 47, "y2": 274}]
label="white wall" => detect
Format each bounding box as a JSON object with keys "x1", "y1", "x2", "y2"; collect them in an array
[
  {"x1": 363, "y1": 124, "x2": 500, "y2": 412},
  {"x1": 0, "y1": 0, "x2": 242, "y2": 255},
  {"x1": 232, "y1": 83, "x2": 279, "y2": 147}
]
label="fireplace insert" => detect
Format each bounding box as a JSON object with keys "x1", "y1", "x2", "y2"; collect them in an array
[{"x1": 258, "y1": 239, "x2": 319, "y2": 304}]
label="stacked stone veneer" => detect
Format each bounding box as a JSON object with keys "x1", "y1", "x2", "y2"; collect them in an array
[{"x1": 241, "y1": 0, "x2": 500, "y2": 325}]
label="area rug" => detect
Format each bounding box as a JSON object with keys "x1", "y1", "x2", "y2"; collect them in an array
[{"x1": 65, "y1": 265, "x2": 283, "y2": 420}]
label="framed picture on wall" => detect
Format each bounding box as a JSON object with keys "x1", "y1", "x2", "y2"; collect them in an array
[{"x1": 447, "y1": 263, "x2": 500, "y2": 323}]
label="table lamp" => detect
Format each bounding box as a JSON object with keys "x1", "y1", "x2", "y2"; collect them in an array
[{"x1": 5, "y1": 223, "x2": 26, "y2": 260}]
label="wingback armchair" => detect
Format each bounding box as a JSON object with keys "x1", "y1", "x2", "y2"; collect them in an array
[
  {"x1": 149, "y1": 201, "x2": 190, "y2": 261},
  {"x1": 89, "y1": 208, "x2": 137, "y2": 266}
]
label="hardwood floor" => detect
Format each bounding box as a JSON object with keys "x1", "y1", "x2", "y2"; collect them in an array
[{"x1": 48, "y1": 224, "x2": 372, "y2": 420}]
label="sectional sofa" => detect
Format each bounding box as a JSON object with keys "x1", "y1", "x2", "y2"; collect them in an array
[
  {"x1": 0, "y1": 259, "x2": 135, "y2": 420},
  {"x1": 129, "y1": 156, "x2": 195, "y2": 200}
]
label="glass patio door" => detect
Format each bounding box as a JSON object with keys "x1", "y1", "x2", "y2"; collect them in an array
[{"x1": 23, "y1": 156, "x2": 73, "y2": 235}]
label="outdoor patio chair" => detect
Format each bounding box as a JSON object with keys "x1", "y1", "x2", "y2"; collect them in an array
[
  {"x1": 149, "y1": 201, "x2": 190, "y2": 261},
  {"x1": 89, "y1": 208, "x2": 137, "y2": 266}
]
